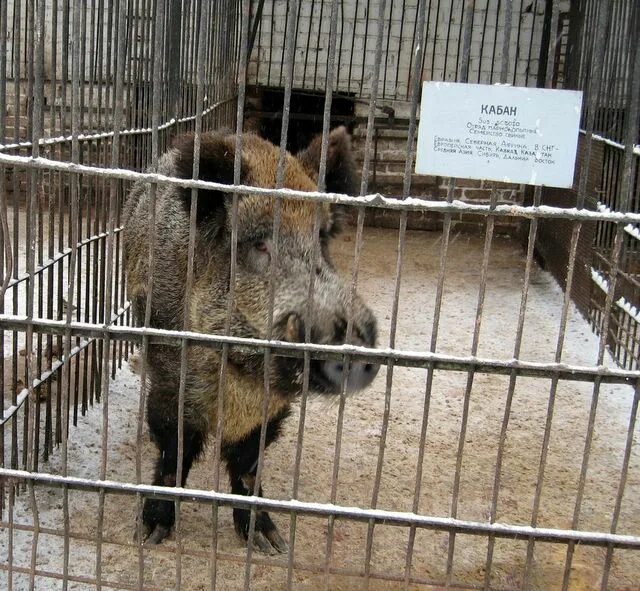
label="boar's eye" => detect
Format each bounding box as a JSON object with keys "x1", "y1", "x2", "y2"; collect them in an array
[
  {"x1": 254, "y1": 240, "x2": 269, "y2": 253},
  {"x1": 246, "y1": 239, "x2": 271, "y2": 274}
]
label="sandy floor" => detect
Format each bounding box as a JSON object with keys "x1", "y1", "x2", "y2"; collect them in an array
[{"x1": 1, "y1": 226, "x2": 639, "y2": 590}]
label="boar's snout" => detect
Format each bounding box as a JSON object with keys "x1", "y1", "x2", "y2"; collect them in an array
[
  {"x1": 278, "y1": 300, "x2": 380, "y2": 394},
  {"x1": 322, "y1": 357, "x2": 379, "y2": 393}
]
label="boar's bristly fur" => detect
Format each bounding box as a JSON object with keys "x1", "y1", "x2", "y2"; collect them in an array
[{"x1": 123, "y1": 128, "x2": 378, "y2": 552}]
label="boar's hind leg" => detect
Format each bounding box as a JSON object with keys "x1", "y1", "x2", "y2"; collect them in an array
[
  {"x1": 221, "y1": 408, "x2": 290, "y2": 554},
  {"x1": 141, "y1": 400, "x2": 206, "y2": 545}
]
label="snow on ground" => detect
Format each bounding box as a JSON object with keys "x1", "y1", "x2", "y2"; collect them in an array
[{"x1": 1, "y1": 226, "x2": 639, "y2": 590}]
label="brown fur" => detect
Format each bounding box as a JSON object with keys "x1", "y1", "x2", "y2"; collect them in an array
[{"x1": 123, "y1": 128, "x2": 377, "y2": 548}]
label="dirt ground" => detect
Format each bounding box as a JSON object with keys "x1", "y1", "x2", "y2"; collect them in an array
[{"x1": 1, "y1": 226, "x2": 639, "y2": 590}]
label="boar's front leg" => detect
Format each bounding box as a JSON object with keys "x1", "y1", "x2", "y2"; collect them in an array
[
  {"x1": 221, "y1": 408, "x2": 290, "y2": 554},
  {"x1": 140, "y1": 391, "x2": 206, "y2": 544}
]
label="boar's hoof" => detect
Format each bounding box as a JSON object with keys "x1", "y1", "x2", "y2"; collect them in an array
[
  {"x1": 136, "y1": 497, "x2": 175, "y2": 545},
  {"x1": 234, "y1": 508, "x2": 289, "y2": 554},
  {"x1": 251, "y1": 530, "x2": 289, "y2": 555},
  {"x1": 143, "y1": 524, "x2": 172, "y2": 546},
  {"x1": 133, "y1": 516, "x2": 172, "y2": 546}
]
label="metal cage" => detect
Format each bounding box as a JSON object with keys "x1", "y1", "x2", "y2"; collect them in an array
[{"x1": 1, "y1": 0, "x2": 639, "y2": 589}]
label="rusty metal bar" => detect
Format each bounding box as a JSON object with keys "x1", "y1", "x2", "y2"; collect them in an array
[
  {"x1": 0, "y1": 313, "x2": 638, "y2": 385},
  {"x1": 2, "y1": 467, "x2": 640, "y2": 550},
  {"x1": 4, "y1": 152, "x2": 640, "y2": 224}
]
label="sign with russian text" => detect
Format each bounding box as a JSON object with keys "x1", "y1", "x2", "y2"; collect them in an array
[{"x1": 415, "y1": 82, "x2": 583, "y2": 188}]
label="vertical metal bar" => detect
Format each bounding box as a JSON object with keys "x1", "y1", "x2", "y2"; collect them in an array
[
  {"x1": 75, "y1": 0, "x2": 88, "y2": 421},
  {"x1": 523, "y1": 0, "x2": 540, "y2": 87},
  {"x1": 442, "y1": 0, "x2": 458, "y2": 80},
  {"x1": 249, "y1": 0, "x2": 297, "y2": 586},
  {"x1": 381, "y1": 0, "x2": 393, "y2": 99},
  {"x1": 87, "y1": 0, "x2": 97, "y2": 134},
  {"x1": 520, "y1": 2, "x2": 614, "y2": 587},
  {"x1": 445, "y1": 6, "x2": 497, "y2": 585},
  {"x1": 134, "y1": 2, "x2": 163, "y2": 589},
  {"x1": 89, "y1": 0, "x2": 104, "y2": 411},
  {"x1": 21, "y1": 0, "x2": 35, "y2": 474},
  {"x1": 10, "y1": 0, "x2": 23, "y2": 477},
  {"x1": 298, "y1": 2, "x2": 308, "y2": 88},
  {"x1": 428, "y1": 0, "x2": 443, "y2": 82},
  {"x1": 95, "y1": 1, "x2": 127, "y2": 589},
  {"x1": 476, "y1": 0, "x2": 491, "y2": 84},
  {"x1": 83, "y1": 0, "x2": 98, "y2": 417},
  {"x1": 283, "y1": 5, "x2": 336, "y2": 571},
  {"x1": 600, "y1": 380, "x2": 640, "y2": 589},
  {"x1": 27, "y1": 479, "x2": 40, "y2": 591},
  {"x1": 391, "y1": 0, "x2": 407, "y2": 98},
  {"x1": 207, "y1": 0, "x2": 223, "y2": 574},
  {"x1": 312, "y1": 0, "x2": 327, "y2": 91},
  {"x1": 7, "y1": 485, "x2": 15, "y2": 590},
  {"x1": 488, "y1": 0, "x2": 502, "y2": 84},
  {"x1": 212, "y1": 0, "x2": 249, "y2": 586},
  {"x1": 454, "y1": 0, "x2": 471, "y2": 81},
  {"x1": 173, "y1": 1, "x2": 210, "y2": 587},
  {"x1": 43, "y1": 0, "x2": 58, "y2": 461},
  {"x1": 54, "y1": 0, "x2": 82, "y2": 587},
  {"x1": 25, "y1": 0, "x2": 46, "y2": 587},
  {"x1": 0, "y1": 0, "x2": 8, "y2": 518},
  {"x1": 165, "y1": 0, "x2": 182, "y2": 120},
  {"x1": 353, "y1": 0, "x2": 388, "y2": 585},
  {"x1": 511, "y1": 0, "x2": 525, "y2": 86},
  {"x1": 232, "y1": 1, "x2": 253, "y2": 584},
  {"x1": 276, "y1": 0, "x2": 290, "y2": 88},
  {"x1": 402, "y1": 0, "x2": 473, "y2": 587},
  {"x1": 483, "y1": 4, "x2": 547, "y2": 584},
  {"x1": 499, "y1": 0, "x2": 513, "y2": 85},
  {"x1": 612, "y1": 1, "x2": 633, "y2": 143},
  {"x1": 26, "y1": 0, "x2": 46, "y2": 472},
  {"x1": 298, "y1": 0, "x2": 343, "y2": 586}
]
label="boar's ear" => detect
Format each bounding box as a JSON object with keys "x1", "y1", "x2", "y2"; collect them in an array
[
  {"x1": 172, "y1": 132, "x2": 248, "y2": 230},
  {"x1": 296, "y1": 125, "x2": 360, "y2": 196}
]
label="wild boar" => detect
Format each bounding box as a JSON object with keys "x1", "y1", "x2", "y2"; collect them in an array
[{"x1": 123, "y1": 126, "x2": 379, "y2": 552}]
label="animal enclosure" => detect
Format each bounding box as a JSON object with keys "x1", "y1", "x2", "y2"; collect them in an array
[{"x1": 1, "y1": 0, "x2": 640, "y2": 590}]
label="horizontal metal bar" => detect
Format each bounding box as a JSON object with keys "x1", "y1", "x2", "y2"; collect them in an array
[
  {"x1": 0, "y1": 314, "x2": 638, "y2": 385},
  {"x1": 591, "y1": 267, "x2": 640, "y2": 324},
  {"x1": 0, "y1": 307, "x2": 129, "y2": 434},
  {"x1": 624, "y1": 223, "x2": 640, "y2": 241},
  {"x1": 1, "y1": 338, "x2": 94, "y2": 426},
  {"x1": 2, "y1": 468, "x2": 639, "y2": 549},
  {"x1": 5, "y1": 109, "x2": 626, "y2": 158},
  {"x1": 1, "y1": 388, "x2": 29, "y2": 426},
  {"x1": 0, "y1": 521, "x2": 490, "y2": 591},
  {"x1": 0, "y1": 97, "x2": 236, "y2": 152},
  {"x1": 1, "y1": 152, "x2": 640, "y2": 224},
  {"x1": 2, "y1": 227, "x2": 123, "y2": 294},
  {"x1": 0, "y1": 562, "x2": 164, "y2": 591},
  {"x1": 580, "y1": 129, "x2": 640, "y2": 157}
]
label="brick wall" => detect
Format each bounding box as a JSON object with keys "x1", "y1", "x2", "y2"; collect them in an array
[{"x1": 350, "y1": 111, "x2": 525, "y2": 235}]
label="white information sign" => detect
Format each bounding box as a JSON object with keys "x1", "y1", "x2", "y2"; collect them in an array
[{"x1": 415, "y1": 82, "x2": 583, "y2": 188}]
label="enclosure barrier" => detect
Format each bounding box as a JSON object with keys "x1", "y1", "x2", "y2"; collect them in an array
[{"x1": 1, "y1": 0, "x2": 639, "y2": 590}]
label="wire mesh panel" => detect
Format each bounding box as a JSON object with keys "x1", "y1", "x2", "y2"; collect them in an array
[{"x1": 0, "y1": 0, "x2": 639, "y2": 590}]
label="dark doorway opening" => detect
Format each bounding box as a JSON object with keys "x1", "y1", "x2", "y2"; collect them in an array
[{"x1": 246, "y1": 86, "x2": 356, "y2": 154}]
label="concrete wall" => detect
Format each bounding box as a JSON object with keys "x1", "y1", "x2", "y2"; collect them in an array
[{"x1": 248, "y1": 0, "x2": 551, "y2": 100}]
